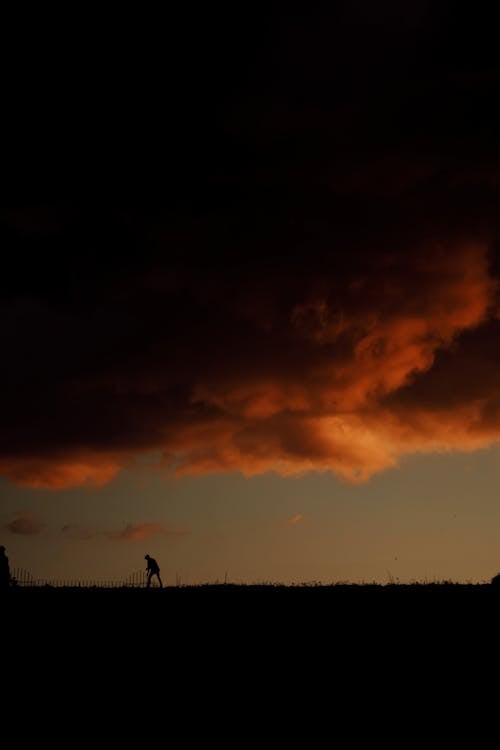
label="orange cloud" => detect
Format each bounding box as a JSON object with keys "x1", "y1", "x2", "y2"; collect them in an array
[
  {"x1": 4, "y1": 8, "x2": 500, "y2": 494},
  {"x1": 106, "y1": 522, "x2": 188, "y2": 542},
  {"x1": 61, "y1": 521, "x2": 188, "y2": 541},
  {"x1": 287, "y1": 514, "x2": 303, "y2": 525},
  {"x1": 161, "y1": 245, "x2": 500, "y2": 482},
  {"x1": 1, "y1": 244, "x2": 500, "y2": 487},
  {"x1": 0, "y1": 455, "x2": 124, "y2": 489}
]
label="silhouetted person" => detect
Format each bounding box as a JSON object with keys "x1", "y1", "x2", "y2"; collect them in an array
[
  {"x1": 145, "y1": 554, "x2": 163, "y2": 588},
  {"x1": 0, "y1": 546, "x2": 11, "y2": 589}
]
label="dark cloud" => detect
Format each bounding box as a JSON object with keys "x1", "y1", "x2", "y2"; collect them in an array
[
  {"x1": 6, "y1": 513, "x2": 43, "y2": 535},
  {"x1": 1, "y1": 7, "x2": 500, "y2": 486}
]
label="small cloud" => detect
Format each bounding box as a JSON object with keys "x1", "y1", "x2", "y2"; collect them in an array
[
  {"x1": 287, "y1": 514, "x2": 303, "y2": 525},
  {"x1": 60, "y1": 520, "x2": 189, "y2": 542},
  {"x1": 6, "y1": 512, "x2": 43, "y2": 535},
  {"x1": 106, "y1": 521, "x2": 189, "y2": 542},
  {"x1": 61, "y1": 524, "x2": 97, "y2": 541}
]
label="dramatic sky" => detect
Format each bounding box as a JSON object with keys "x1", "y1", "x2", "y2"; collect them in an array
[{"x1": 3, "y1": 3, "x2": 500, "y2": 583}]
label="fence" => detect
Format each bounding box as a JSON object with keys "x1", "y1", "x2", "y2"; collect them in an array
[{"x1": 10, "y1": 567, "x2": 158, "y2": 588}]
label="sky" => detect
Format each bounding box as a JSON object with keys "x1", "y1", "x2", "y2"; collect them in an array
[{"x1": 2, "y1": 3, "x2": 500, "y2": 583}]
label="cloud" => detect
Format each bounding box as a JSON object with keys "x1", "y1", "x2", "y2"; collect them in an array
[
  {"x1": 61, "y1": 522, "x2": 188, "y2": 542},
  {"x1": 2, "y1": 8, "x2": 500, "y2": 488},
  {"x1": 0, "y1": 456, "x2": 124, "y2": 490},
  {"x1": 287, "y1": 514, "x2": 303, "y2": 525},
  {"x1": 106, "y1": 522, "x2": 187, "y2": 542},
  {"x1": 6, "y1": 512, "x2": 43, "y2": 535},
  {"x1": 61, "y1": 524, "x2": 97, "y2": 541},
  {"x1": 155, "y1": 244, "x2": 500, "y2": 482},
  {"x1": 0, "y1": 241, "x2": 499, "y2": 486}
]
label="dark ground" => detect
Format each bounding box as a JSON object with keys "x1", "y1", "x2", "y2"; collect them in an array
[
  {"x1": 6, "y1": 582, "x2": 500, "y2": 646},
  {"x1": 4, "y1": 583, "x2": 495, "y2": 736}
]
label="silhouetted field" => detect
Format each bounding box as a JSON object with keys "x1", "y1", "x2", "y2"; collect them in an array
[
  {"x1": 5, "y1": 579, "x2": 498, "y2": 597},
  {"x1": 6, "y1": 581, "x2": 500, "y2": 635},
  {"x1": 6, "y1": 579, "x2": 499, "y2": 604},
  {"x1": 4, "y1": 582, "x2": 496, "y2": 708}
]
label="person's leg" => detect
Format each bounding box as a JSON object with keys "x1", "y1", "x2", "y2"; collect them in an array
[
  {"x1": 147, "y1": 572, "x2": 152, "y2": 588},
  {"x1": 157, "y1": 574, "x2": 163, "y2": 588}
]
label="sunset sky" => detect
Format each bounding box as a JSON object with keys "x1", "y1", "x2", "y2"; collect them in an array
[{"x1": 3, "y1": 4, "x2": 500, "y2": 584}]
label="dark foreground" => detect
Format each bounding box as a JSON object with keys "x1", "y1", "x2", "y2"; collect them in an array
[
  {"x1": 4, "y1": 583, "x2": 496, "y2": 731},
  {"x1": 5, "y1": 581, "x2": 500, "y2": 640},
  {"x1": 5, "y1": 582, "x2": 499, "y2": 680}
]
